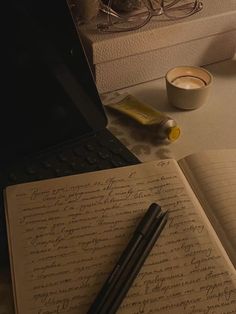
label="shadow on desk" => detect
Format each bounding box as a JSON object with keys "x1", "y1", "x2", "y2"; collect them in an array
[
  {"x1": 108, "y1": 111, "x2": 173, "y2": 160},
  {"x1": 206, "y1": 57, "x2": 236, "y2": 77},
  {"x1": 129, "y1": 85, "x2": 178, "y2": 114}
]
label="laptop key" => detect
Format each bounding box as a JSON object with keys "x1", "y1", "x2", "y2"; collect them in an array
[
  {"x1": 97, "y1": 160, "x2": 114, "y2": 170},
  {"x1": 85, "y1": 143, "x2": 96, "y2": 151},
  {"x1": 109, "y1": 146, "x2": 125, "y2": 155},
  {"x1": 97, "y1": 150, "x2": 111, "y2": 159},
  {"x1": 70, "y1": 160, "x2": 87, "y2": 171},
  {"x1": 111, "y1": 157, "x2": 127, "y2": 167},
  {"x1": 41, "y1": 159, "x2": 53, "y2": 169},
  {"x1": 25, "y1": 165, "x2": 38, "y2": 175},
  {"x1": 73, "y1": 147, "x2": 87, "y2": 159},
  {"x1": 57, "y1": 152, "x2": 69, "y2": 162},
  {"x1": 86, "y1": 155, "x2": 98, "y2": 164}
]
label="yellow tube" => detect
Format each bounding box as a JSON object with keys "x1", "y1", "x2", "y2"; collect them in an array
[{"x1": 106, "y1": 94, "x2": 180, "y2": 142}]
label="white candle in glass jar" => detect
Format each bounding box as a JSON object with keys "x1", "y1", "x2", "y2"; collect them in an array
[{"x1": 172, "y1": 76, "x2": 206, "y2": 89}]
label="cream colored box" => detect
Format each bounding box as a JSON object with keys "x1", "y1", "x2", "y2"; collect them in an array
[{"x1": 78, "y1": 0, "x2": 236, "y2": 93}]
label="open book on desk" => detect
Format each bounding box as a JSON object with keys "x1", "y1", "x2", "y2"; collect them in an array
[{"x1": 4, "y1": 149, "x2": 236, "y2": 313}]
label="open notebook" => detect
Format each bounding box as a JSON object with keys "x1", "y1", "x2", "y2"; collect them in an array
[{"x1": 4, "y1": 149, "x2": 236, "y2": 313}]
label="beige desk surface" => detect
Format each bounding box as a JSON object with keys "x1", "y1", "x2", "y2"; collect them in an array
[
  {"x1": 0, "y1": 57, "x2": 236, "y2": 314},
  {"x1": 106, "y1": 57, "x2": 236, "y2": 162}
]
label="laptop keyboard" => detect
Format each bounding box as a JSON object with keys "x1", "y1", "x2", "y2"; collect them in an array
[
  {"x1": 3, "y1": 129, "x2": 139, "y2": 187},
  {"x1": 0, "y1": 129, "x2": 139, "y2": 265}
]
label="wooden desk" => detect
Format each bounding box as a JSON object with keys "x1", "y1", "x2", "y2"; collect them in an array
[{"x1": 0, "y1": 57, "x2": 236, "y2": 314}]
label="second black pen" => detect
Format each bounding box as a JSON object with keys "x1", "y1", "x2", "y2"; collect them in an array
[
  {"x1": 87, "y1": 203, "x2": 161, "y2": 314},
  {"x1": 102, "y1": 211, "x2": 168, "y2": 314}
]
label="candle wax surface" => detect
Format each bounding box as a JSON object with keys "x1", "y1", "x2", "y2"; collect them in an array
[{"x1": 172, "y1": 75, "x2": 206, "y2": 89}]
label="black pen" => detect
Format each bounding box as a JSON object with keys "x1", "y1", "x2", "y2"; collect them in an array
[
  {"x1": 87, "y1": 203, "x2": 161, "y2": 314},
  {"x1": 100, "y1": 211, "x2": 168, "y2": 314}
]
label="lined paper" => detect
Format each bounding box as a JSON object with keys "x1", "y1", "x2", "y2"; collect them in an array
[
  {"x1": 5, "y1": 158, "x2": 236, "y2": 314},
  {"x1": 180, "y1": 149, "x2": 236, "y2": 268}
]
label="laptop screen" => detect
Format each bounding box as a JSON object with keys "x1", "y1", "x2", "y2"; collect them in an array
[{"x1": 1, "y1": 1, "x2": 107, "y2": 165}]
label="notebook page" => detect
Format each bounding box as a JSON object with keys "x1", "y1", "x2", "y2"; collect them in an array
[
  {"x1": 179, "y1": 149, "x2": 236, "y2": 268},
  {"x1": 5, "y1": 159, "x2": 236, "y2": 314}
]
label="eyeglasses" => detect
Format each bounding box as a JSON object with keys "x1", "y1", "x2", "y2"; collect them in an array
[{"x1": 97, "y1": 0, "x2": 203, "y2": 33}]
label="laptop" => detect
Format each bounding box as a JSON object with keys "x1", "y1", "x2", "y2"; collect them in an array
[{"x1": 0, "y1": 0, "x2": 139, "y2": 264}]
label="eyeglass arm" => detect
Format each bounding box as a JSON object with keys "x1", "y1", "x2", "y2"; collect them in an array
[{"x1": 99, "y1": 1, "x2": 123, "y2": 19}]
